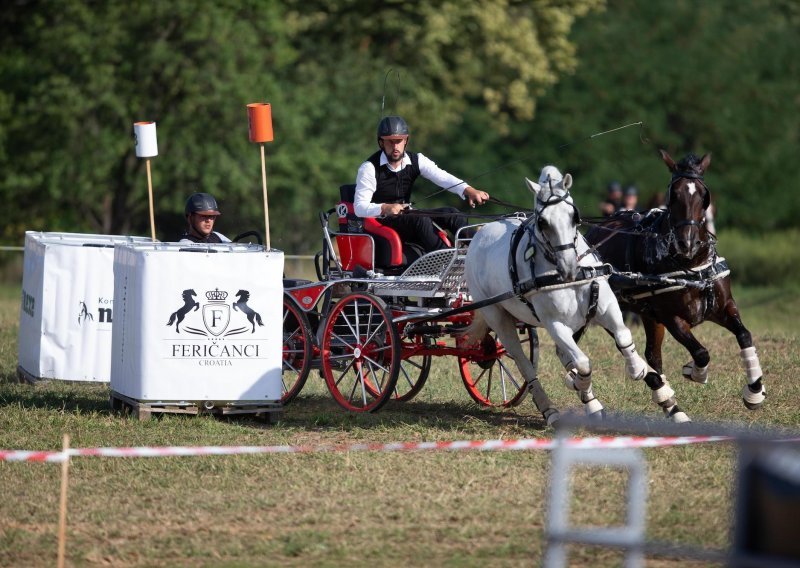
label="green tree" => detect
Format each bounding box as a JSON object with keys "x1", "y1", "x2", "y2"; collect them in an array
[
  {"x1": 0, "y1": 1, "x2": 292, "y2": 242},
  {"x1": 0, "y1": 0, "x2": 603, "y2": 252},
  {"x1": 511, "y1": 0, "x2": 800, "y2": 230}
]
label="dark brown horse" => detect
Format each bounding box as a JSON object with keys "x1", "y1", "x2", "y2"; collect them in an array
[{"x1": 584, "y1": 150, "x2": 765, "y2": 410}]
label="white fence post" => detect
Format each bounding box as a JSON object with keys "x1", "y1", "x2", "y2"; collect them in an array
[{"x1": 544, "y1": 441, "x2": 648, "y2": 568}]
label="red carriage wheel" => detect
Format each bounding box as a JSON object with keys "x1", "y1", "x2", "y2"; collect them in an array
[
  {"x1": 458, "y1": 325, "x2": 534, "y2": 407},
  {"x1": 392, "y1": 353, "x2": 432, "y2": 401},
  {"x1": 281, "y1": 294, "x2": 313, "y2": 404},
  {"x1": 320, "y1": 293, "x2": 401, "y2": 412}
]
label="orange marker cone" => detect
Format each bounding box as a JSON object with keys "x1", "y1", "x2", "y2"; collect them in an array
[{"x1": 247, "y1": 103, "x2": 274, "y2": 249}]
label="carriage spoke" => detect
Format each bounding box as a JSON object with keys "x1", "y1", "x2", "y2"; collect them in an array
[
  {"x1": 335, "y1": 358, "x2": 358, "y2": 390},
  {"x1": 367, "y1": 361, "x2": 387, "y2": 394},
  {"x1": 398, "y1": 364, "x2": 415, "y2": 390},
  {"x1": 282, "y1": 359, "x2": 299, "y2": 374},
  {"x1": 357, "y1": 362, "x2": 371, "y2": 406},
  {"x1": 284, "y1": 327, "x2": 301, "y2": 343},
  {"x1": 363, "y1": 319, "x2": 387, "y2": 347},
  {"x1": 483, "y1": 368, "x2": 493, "y2": 401},
  {"x1": 391, "y1": 354, "x2": 432, "y2": 402},
  {"x1": 499, "y1": 366, "x2": 509, "y2": 402},
  {"x1": 339, "y1": 306, "x2": 360, "y2": 340},
  {"x1": 347, "y1": 362, "x2": 363, "y2": 404},
  {"x1": 496, "y1": 359, "x2": 524, "y2": 391},
  {"x1": 362, "y1": 355, "x2": 392, "y2": 376}
]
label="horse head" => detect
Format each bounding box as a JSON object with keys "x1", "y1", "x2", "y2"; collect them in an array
[
  {"x1": 525, "y1": 165, "x2": 580, "y2": 281},
  {"x1": 659, "y1": 149, "x2": 712, "y2": 259},
  {"x1": 236, "y1": 290, "x2": 249, "y2": 302},
  {"x1": 182, "y1": 289, "x2": 197, "y2": 302}
]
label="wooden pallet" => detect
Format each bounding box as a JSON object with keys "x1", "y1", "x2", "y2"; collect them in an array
[{"x1": 109, "y1": 390, "x2": 283, "y2": 423}]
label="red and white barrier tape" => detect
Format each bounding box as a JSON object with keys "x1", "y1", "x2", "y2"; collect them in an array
[{"x1": 0, "y1": 435, "x2": 734, "y2": 463}]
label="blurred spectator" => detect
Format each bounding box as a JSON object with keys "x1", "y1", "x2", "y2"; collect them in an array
[
  {"x1": 621, "y1": 184, "x2": 642, "y2": 327},
  {"x1": 600, "y1": 181, "x2": 622, "y2": 216},
  {"x1": 705, "y1": 200, "x2": 716, "y2": 234},
  {"x1": 620, "y1": 185, "x2": 640, "y2": 212}
]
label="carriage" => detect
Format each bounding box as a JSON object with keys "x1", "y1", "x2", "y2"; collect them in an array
[
  {"x1": 278, "y1": 153, "x2": 766, "y2": 419},
  {"x1": 278, "y1": 186, "x2": 537, "y2": 413}
]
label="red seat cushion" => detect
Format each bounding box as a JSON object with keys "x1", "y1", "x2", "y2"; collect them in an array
[{"x1": 337, "y1": 201, "x2": 404, "y2": 268}]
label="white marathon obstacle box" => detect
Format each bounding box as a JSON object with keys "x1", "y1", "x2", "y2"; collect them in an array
[
  {"x1": 110, "y1": 242, "x2": 283, "y2": 405},
  {"x1": 17, "y1": 231, "x2": 153, "y2": 383}
]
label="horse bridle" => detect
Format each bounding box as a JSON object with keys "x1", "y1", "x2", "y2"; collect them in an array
[
  {"x1": 531, "y1": 186, "x2": 581, "y2": 265},
  {"x1": 666, "y1": 171, "x2": 711, "y2": 229}
]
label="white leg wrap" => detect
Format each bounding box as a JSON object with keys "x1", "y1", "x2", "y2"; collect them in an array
[
  {"x1": 742, "y1": 383, "x2": 766, "y2": 407},
  {"x1": 583, "y1": 394, "x2": 604, "y2": 416},
  {"x1": 564, "y1": 368, "x2": 592, "y2": 392},
  {"x1": 740, "y1": 346, "x2": 763, "y2": 384},
  {"x1": 543, "y1": 408, "x2": 560, "y2": 427},
  {"x1": 564, "y1": 369, "x2": 577, "y2": 391},
  {"x1": 662, "y1": 403, "x2": 691, "y2": 423},
  {"x1": 619, "y1": 343, "x2": 647, "y2": 381},
  {"x1": 651, "y1": 380, "x2": 676, "y2": 405},
  {"x1": 682, "y1": 360, "x2": 709, "y2": 384}
]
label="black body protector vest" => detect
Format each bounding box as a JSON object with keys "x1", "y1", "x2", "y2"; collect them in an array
[
  {"x1": 368, "y1": 150, "x2": 421, "y2": 205},
  {"x1": 180, "y1": 231, "x2": 224, "y2": 244}
]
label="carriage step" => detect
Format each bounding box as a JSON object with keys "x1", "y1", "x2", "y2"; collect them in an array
[{"x1": 109, "y1": 391, "x2": 283, "y2": 423}]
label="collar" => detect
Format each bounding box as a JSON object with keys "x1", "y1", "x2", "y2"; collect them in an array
[{"x1": 379, "y1": 151, "x2": 411, "y2": 172}]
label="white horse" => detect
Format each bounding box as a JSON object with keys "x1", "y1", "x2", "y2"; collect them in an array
[{"x1": 464, "y1": 166, "x2": 689, "y2": 426}]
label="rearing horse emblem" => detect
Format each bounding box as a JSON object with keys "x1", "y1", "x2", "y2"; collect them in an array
[
  {"x1": 232, "y1": 289, "x2": 263, "y2": 333},
  {"x1": 166, "y1": 289, "x2": 199, "y2": 333},
  {"x1": 78, "y1": 301, "x2": 93, "y2": 325}
]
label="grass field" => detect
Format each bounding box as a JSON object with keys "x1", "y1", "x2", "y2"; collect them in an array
[{"x1": 1, "y1": 282, "x2": 798, "y2": 567}]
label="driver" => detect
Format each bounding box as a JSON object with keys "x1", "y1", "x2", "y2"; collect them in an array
[
  {"x1": 179, "y1": 192, "x2": 231, "y2": 244},
  {"x1": 354, "y1": 116, "x2": 490, "y2": 253}
]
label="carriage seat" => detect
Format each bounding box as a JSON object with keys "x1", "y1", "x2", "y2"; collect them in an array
[{"x1": 335, "y1": 184, "x2": 426, "y2": 274}]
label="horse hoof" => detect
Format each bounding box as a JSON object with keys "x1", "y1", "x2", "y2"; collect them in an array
[
  {"x1": 742, "y1": 383, "x2": 766, "y2": 410},
  {"x1": 584, "y1": 398, "x2": 604, "y2": 417},
  {"x1": 681, "y1": 361, "x2": 708, "y2": 384},
  {"x1": 543, "y1": 408, "x2": 560, "y2": 427}
]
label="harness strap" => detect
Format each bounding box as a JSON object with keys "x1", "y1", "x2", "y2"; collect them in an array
[
  {"x1": 523, "y1": 265, "x2": 613, "y2": 291},
  {"x1": 575, "y1": 280, "x2": 601, "y2": 336},
  {"x1": 402, "y1": 289, "x2": 519, "y2": 328},
  {"x1": 508, "y1": 215, "x2": 536, "y2": 293},
  {"x1": 587, "y1": 280, "x2": 600, "y2": 321},
  {"x1": 518, "y1": 295, "x2": 540, "y2": 322}
]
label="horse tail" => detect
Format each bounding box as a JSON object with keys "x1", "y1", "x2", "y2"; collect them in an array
[
  {"x1": 454, "y1": 310, "x2": 490, "y2": 345},
  {"x1": 167, "y1": 313, "x2": 176, "y2": 326},
  {"x1": 255, "y1": 313, "x2": 263, "y2": 326}
]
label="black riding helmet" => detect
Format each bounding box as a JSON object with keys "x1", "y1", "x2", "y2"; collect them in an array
[
  {"x1": 377, "y1": 116, "x2": 409, "y2": 139},
  {"x1": 185, "y1": 192, "x2": 221, "y2": 216}
]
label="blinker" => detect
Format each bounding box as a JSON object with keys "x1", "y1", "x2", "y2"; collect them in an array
[{"x1": 524, "y1": 245, "x2": 535, "y2": 261}]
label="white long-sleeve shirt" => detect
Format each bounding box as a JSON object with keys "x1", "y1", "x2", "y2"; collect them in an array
[{"x1": 354, "y1": 151, "x2": 468, "y2": 218}]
